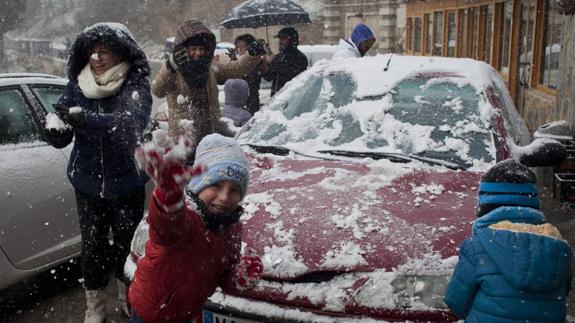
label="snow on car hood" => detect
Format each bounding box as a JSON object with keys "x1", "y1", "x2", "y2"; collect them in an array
[{"x1": 241, "y1": 152, "x2": 480, "y2": 280}]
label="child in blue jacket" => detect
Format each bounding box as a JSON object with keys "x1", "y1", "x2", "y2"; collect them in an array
[{"x1": 444, "y1": 159, "x2": 572, "y2": 322}]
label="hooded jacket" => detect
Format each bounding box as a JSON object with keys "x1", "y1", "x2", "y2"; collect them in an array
[
  {"x1": 222, "y1": 79, "x2": 251, "y2": 127},
  {"x1": 152, "y1": 19, "x2": 260, "y2": 142},
  {"x1": 45, "y1": 23, "x2": 152, "y2": 198},
  {"x1": 128, "y1": 193, "x2": 242, "y2": 323},
  {"x1": 444, "y1": 206, "x2": 572, "y2": 322},
  {"x1": 332, "y1": 38, "x2": 361, "y2": 59}
]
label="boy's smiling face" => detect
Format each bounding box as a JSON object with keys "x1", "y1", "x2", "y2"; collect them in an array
[{"x1": 198, "y1": 180, "x2": 242, "y2": 214}]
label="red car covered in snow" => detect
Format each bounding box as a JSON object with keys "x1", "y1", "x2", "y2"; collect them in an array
[{"x1": 126, "y1": 55, "x2": 537, "y2": 322}]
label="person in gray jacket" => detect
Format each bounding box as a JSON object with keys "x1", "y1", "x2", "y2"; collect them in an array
[{"x1": 222, "y1": 79, "x2": 252, "y2": 127}]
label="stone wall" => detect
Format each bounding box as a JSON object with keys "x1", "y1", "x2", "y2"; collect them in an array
[
  {"x1": 556, "y1": 14, "x2": 575, "y2": 136},
  {"x1": 323, "y1": 0, "x2": 406, "y2": 55},
  {"x1": 518, "y1": 88, "x2": 557, "y2": 132}
]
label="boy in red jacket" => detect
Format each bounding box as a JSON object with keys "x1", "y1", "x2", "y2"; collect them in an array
[{"x1": 128, "y1": 131, "x2": 263, "y2": 323}]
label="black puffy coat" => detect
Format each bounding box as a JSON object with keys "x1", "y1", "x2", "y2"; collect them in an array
[
  {"x1": 46, "y1": 23, "x2": 152, "y2": 198},
  {"x1": 263, "y1": 47, "x2": 308, "y2": 96}
]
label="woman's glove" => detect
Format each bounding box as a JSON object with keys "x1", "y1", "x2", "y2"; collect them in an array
[
  {"x1": 134, "y1": 129, "x2": 201, "y2": 211},
  {"x1": 233, "y1": 249, "x2": 263, "y2": 291},
  {"x1": 53, "y1": 104, "x2": 86, "y2": 128}
]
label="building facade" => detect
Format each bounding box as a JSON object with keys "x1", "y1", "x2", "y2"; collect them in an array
[
  {"x1": 404, "y1": 0, "x2": 572, "y2": 135},
  {"x1": 323, "y1": 0, "x2": 407, "y2": 55},
  {"x1": 557, "y1": 11, "x2": 575, "y2": 132}
]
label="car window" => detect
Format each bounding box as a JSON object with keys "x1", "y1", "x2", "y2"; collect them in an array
[
  {"x1": 241, "y1": 72, "x2": 495, "y2": 167},
  {"x1": 389, "y1": 77, "x2": 494, "y2": 165},
  {"x1": 245, "y1": 73, "x2": 356, "y2": 144},
  {"x1": 31, "y1": 86, "x2": 65, "y2": 113},
  {"x1": 274, "y1": 73, "x2": 355, "y2": 119},
  {"x1": 0, "y1": 89, "x2": 40, "y2": 144}
]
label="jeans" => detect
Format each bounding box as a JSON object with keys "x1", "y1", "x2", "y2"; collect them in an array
[{"x1": 76, "y1": 187, "x2": 145, "y2": 289}]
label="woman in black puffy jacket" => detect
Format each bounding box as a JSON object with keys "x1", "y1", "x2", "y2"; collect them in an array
[{"x1": 44, "y1": 22, "x2": 151, "y2": 323}]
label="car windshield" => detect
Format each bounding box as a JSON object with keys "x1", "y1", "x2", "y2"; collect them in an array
[{"x1": 239, "y1": 71, "x2": 495, "y2": 168}]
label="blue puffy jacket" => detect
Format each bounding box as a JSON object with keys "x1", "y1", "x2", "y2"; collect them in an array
[{"x1": 444, "y1": 206, "x2": 572, "y2": 322}]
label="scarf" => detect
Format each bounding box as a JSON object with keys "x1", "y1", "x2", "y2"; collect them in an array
[
  {"x1": 78, "y1": 61, "x2": 130, "y2": 99},
  {"x1": 181, "y1": 58, "x2": 210, "y2": 89}
]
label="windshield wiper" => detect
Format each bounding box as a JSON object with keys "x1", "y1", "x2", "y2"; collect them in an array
[
  {"x1": 243, "y1": 144, "x2": 343, "y2": 161},
  {"x1": 243, "y1": 144, "x2": 291, "y2": 156},
  {"x1": 318, "y1": 150, "x2": 466, "y2": 170}
]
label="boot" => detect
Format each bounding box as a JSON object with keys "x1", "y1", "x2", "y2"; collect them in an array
[
  {"x1": 84, "y1": 289, "x2": 106, "y2": 323},
  {"x1": 116, "y1": 279, "x2": 130, "y2": 317}
]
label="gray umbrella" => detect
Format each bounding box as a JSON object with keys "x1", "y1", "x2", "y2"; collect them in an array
[{"x1": 219, "y1": 0, "x2": 311, "y2": 29}]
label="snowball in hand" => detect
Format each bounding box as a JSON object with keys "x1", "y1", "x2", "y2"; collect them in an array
[
  {"x1": 69, "y1": 107, "x2": 83, "y2": 115},
  {"x1": 45, "y1": 113, "x2": 72, "y2": 131}
]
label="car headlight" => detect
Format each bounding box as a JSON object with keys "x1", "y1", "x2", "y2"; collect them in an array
[{"x1": 391, "y1": 274, "x2": 450, "y2": 309}]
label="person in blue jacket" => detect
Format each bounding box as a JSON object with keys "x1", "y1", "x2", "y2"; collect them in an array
[
  {"x1": 44, "y1": 22, "x2": 152, "y2": 323},
  {"x1": 444, "y1": 159, "x2": 572, "y2": 322},
  {"x1": 332, "y1": 23, "x2": 376, "y2": 59}
]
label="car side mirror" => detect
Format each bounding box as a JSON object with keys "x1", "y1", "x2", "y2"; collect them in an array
[{"x1": 511, "y1": 138, "x2": 567, "y2": 167}]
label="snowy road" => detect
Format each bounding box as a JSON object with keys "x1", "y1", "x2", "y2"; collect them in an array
[{"x1": 0, "y1": 261, "x2": 129, "y2": 322}]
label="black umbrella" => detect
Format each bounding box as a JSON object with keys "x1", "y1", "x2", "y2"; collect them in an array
[
  {"x1": 220, "y1": 0, "x2": 311, "y2": 29},
  {"x1": 219, "y1": 0, "x2": 311, "y2": 42}
]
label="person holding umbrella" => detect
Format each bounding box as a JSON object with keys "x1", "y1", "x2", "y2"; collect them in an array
[
  {"x1": 227, "y1": 34, "x2": 265, "y2": 114},
  {"x1": 153, "y1": 19, "x2": 265, "y2": 149},
  {"x1": 262, "y1": 27, "x2": 308, "y2": 96}
]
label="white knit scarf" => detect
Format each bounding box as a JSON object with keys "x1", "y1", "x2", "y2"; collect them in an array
[{"x1": 78, "y1": 62, "x2": 130, "y2": 99}]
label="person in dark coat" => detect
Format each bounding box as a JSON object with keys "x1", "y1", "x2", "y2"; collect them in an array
[
  {"x1": 444, "y1": 159, "x2": 572, "y2": 323},
  {"x1": 43, "y1": 22, "x2": 152, "y2": 323},
  {"x1": 262, "y1": 27, "x2": 308, "y2": 96},
  {"x1": 228, "y1": 34, "x2": 264, "y2": 114}
]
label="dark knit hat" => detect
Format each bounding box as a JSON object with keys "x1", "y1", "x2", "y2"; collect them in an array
[
  {"x1": 274, "y1": 27, "x2": 299, "y2": 40},
  {"x1": 183, "y1": 34, "x2": 210, "y2": 48},
  {"x1": 476, "y1": 159, "x2": 540, "y2": 216}
]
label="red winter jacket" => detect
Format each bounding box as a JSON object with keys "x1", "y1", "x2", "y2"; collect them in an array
[{"x1": 128, "y1": 196, "x2": 242, "y2": 323}]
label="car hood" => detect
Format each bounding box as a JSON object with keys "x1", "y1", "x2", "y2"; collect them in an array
[{"x1": 241, "y1": 152, "x2": 480, "y2": 281}]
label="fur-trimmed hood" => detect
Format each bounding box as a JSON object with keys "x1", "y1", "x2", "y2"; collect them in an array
[{"x1": 67, "y1": 22, "x2": 150, "y2": 80}]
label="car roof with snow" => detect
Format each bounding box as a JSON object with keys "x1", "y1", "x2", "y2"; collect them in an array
[
  {"x1": 0, "y1": 73, "x2": 67, "y2": 86},
  {"x1": 240, "y1": 54, "x2": 531, "y2": 170},
  {"x1": 275, "y1": 54, "x2": 510, "y2": 100}
]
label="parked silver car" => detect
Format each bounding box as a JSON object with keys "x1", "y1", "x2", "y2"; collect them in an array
[{"x1": 0, "y1": 73, "x2": 79, "y2": 289}]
